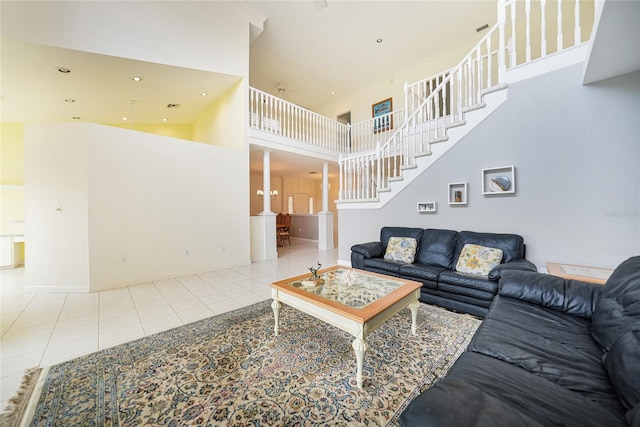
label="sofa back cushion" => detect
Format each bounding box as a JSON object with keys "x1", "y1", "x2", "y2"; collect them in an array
[
  {"x1": 380, "y1": 227, "x2": 423, "y2": 251},
  {"x1": 416, "y1": 229, "x2": 458, "y2": 268},
  {"x1": 603, "y1": 329, "x2": 640, "y2": 422},
  {"x1": 591, "y1": 256, "x2": 640, "y2": 352},
  {"x1": 453, "y1": 231, "x2": 525, "y2": 267}
]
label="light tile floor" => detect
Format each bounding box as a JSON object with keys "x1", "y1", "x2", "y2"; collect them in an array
[{"x1": 0, "y1": 239, "x2": 338, "y2": 410}]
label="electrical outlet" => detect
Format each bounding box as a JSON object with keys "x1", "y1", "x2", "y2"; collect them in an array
[
  {"x1": 184, "y1": 249, "x2": 190, "y2": 256},
  {"x1": 121, "y1": 255, "x2": 127, "y2": 264},
  {"x1": 221, "y1": 244, "x2": 226, "y2": 252}
]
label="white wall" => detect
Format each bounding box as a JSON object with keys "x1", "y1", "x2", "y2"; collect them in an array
[
  {"x1": 24, "y1": 125, "x2": 91, "y2": 292},
  {"x1": 316, "y1": 40, "x2": 480, "y2": 123},
  {"x1": 25, "y1": 123, "x2": 250, "y2": 292},
  {"x1": 338, "y1": 66, "x2": 640, "y2": 270}
]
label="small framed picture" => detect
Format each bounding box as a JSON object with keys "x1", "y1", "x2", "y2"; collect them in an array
[
  {"x1": 372, "y1": 97, "x2": 393, "y2": 133},
  {"x1": 417, "y1": 202, "x2": 437, "y2": 213}
]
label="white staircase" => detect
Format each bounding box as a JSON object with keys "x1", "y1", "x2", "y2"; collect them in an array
[{"x1": 248, "y1": 0, "x2": 594, "y2": 209}]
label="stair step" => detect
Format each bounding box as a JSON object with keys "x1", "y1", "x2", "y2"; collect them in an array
[
  {"x1": 461, "y1": 102, "x2": 486, "y2": 113},
  {"x1": 400, "y1": 164, "x2": 418, "y2": 171},
  {"x1": 415, "y1": 151, "x2": 432, "y2": 158},
  {"x1": 337, "y1": 197, "x2": 380, "y2": 203},
  {"x1": 445, "y1": 120, "x2": 466, "y2": 129},
  {"x1": 388, "y1": 176, "x2": 404, "y2": 182},
  {"x1": 480, "y1": 83, "x2": 508, "y2": 96},
  {"x1": 377, "y1": 187, "x2": 391, "y2": 193},
  {"x1": 428, "y1": 136, "x2": 448, "y2": 144}
]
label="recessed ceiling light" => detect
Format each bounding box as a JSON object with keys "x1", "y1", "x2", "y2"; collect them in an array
[
  {"x1": 162, "y1": 118, "x2": 168, "y2": 122},
  {"x1": 65, "y1": 98, "x2": 76, "y2": 103},
  {"x1": 330, "y1": 91, "x2": 335, "y2": 95},
  {"x1": 376, "y1": 38, "x2": 383, "y2": 43},
  {"x1": 132, "y1": 76, "x2": 143, "y2": 82},
  {"x1": 201, "y1": 92, "x2": 207, "y2": 97},
  {"x1": 122, "y1": 117, "x2": 128, "y2": 121},
  {"x1": 57, "y1": 67, "x2": 71, "y2": 73}
]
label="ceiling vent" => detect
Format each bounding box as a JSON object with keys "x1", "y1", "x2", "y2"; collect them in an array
[{"x1": 167, "y1": 103, "x2": 181, "y2": 108}]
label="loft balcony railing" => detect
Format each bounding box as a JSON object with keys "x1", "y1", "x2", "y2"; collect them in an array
[
  {"x1": 249, "y1": 87, "x2": 350, "y2": 153},
  {"x1": 249, "y1": 0, "x2": 594, "y2": 202}
]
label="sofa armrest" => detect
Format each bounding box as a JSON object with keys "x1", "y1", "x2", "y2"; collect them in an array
[
  {"x1": 498, "y1": 270, "x2": 601, "y2": 319},
  {"x1": 488, "y1": 259, "x2": 537, "y2": 281},
  {"x1": 350, "y1": 242, "x2": 383, "y2": 270},
  {"x1": 351, "y1": 242, "x2": 384, "y2": 259}
]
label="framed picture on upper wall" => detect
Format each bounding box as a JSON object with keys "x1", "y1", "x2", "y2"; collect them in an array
[{"x1": 372, "y1": 97, "x2": 393, "y2": 133}]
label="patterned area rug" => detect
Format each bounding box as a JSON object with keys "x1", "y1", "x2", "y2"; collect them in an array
[{"x1": 4, "y1": 300, "x2": 480, "y2": 426}]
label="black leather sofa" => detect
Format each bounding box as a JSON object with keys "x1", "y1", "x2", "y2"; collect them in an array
[
  {"x1": 400, "y1": 255, "x2": 640, "y2": 427},
  {"x1": 350, "y1": 227, "x2": 537, "y2": 317}
]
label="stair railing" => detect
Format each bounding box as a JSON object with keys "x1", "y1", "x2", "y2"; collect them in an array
[
  {"x1": 339, "y1": 0, "x2": 594, "y2": 203},
  {"x1": 339, "y1": 20, "x2": 503, "y2": 201},
  {"x1": 348, "y1": 109, "x2": 406, "y2": 153}
]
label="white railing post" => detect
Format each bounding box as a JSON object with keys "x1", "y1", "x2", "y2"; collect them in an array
[
  {"x1": 541, "y1": 0, "x2": 547, "y2": 57},
  {"x1": 557, "y1": 0, "x2": 564, "y2": 51},
  {"x1": 525, "y1": 0, "x2": 532, "y2": 62},
  {"x1": 574, "y1": 0, "x2": 581, "y2": 45},
  {"x1": 497, "y1": 0, "x2": 507, "y2": 83}
]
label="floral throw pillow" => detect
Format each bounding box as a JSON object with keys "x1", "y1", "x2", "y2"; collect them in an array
[
  {"x1": 456, "y1": 244, "x2": 504, "y2": 276},
  {"x1": 384, "y1": 237, "x2": 418, "y2": 264}
]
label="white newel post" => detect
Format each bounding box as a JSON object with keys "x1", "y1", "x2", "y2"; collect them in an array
[{"x1": 318, "y1": 161, "x2": 334, "y2": 250}]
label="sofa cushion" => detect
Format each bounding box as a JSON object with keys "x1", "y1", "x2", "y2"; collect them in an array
[
  {"x1": 591, "y1": 256, "x2": 640, "y2": 352},
  {"x1": 604, "y1": 329, "x2": 640, "y2": 418},
  {"x1": 453, "y1": 231, "x2": 525, "y2": 266},
  {"x1": 469, "y1": 296, "x2": 619, "y2": 407},
  {"x1": 437, "y1": 270, "x2": 498, "y2": 295},
  {"x1": 383, "y1": 236, "x2": 417, "y2": 264},
  {"x1": 399, "y1": 377, "x2": 546, "y2": 427},
  {"x1": 455, "y1": 243, "x2": 503, "y2": 275},
  {"x1": 379, "y1": 227, "x2": 423, "y2": 251},
  {"x1": 398, "y1": 263, "x2": 447, "y2": 282},
  {"x1": 415, "y1": 228, "x2": 458, "y2": 268},
  {"x1": 362, "y1": 258, "x2": 402, "y2": 275},
  {"x1": 441, "y1": 352, "x2": 627, "y2": 427}
]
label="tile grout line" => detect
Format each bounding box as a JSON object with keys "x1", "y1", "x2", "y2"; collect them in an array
[{"x1": 36, "y1": 293, "x2": 68, "y2": 368}]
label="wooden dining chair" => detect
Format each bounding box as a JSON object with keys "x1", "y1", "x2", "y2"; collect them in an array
[{"x1": 279, "y1": 214, "x2": 291, "y2": 246}]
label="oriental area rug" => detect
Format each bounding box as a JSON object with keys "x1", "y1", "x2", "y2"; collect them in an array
[{"x1": 2, "y1": 300, "x2": 480, "y2": 426}]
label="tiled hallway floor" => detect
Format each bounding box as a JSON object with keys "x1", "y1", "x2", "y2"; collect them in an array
[{"x1": 0, "y1": 239, "x2": 339, "y2": 410}]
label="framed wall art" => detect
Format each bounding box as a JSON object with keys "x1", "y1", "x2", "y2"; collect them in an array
[{"x1": 372, "y1": 97, "x2": 393, "y2": 133}]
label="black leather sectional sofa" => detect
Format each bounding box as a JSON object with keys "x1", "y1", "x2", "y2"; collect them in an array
[
  {"x1": 400, "y1": 255, "x2": 640, "y2": 427},
  {"x1": 350, "y1": 227, "x2": 537, "y2": 317}
]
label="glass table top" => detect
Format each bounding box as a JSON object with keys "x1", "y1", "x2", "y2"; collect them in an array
[{"x1": 284, "y1": 268, "x2": 406, "y2": 309}]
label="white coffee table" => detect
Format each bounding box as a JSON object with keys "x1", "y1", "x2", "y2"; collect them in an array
[{"x1": 271, "y1": 266, "x2": 422, "y2": 389}]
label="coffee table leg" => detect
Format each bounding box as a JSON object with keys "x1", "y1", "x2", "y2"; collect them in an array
[
  {"x1": 271, "y1": 299, "x2": 281, "y2": 337},
  {"x1": 352, "y1": 337, "x2": 369, "y2": 389},
  {"x1": 409, "y1": 300, "x2": 420, "y2": 335}
]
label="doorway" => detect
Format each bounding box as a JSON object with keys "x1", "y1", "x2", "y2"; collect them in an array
[{"x1": 337, "y1": 111, "x2": 351, "y2": 151}]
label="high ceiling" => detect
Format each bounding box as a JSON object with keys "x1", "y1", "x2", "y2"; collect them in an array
[
  {"x1": 1, "y1": 1, "x2": 497, "y2": 178},
  {"x1": 247, "y1": 0, "x2": 496, "y2": 110}
]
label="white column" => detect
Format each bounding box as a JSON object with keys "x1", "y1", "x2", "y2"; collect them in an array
[
  {"x1": 318, "y1": 161, "x2": 334, "y2": 250},
  {"x1": 259, "y1": 149, "x2": 273, "y2": 215},
  {"x1": 321, "y1": 161, "x2": 330, "y2": 213}
]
